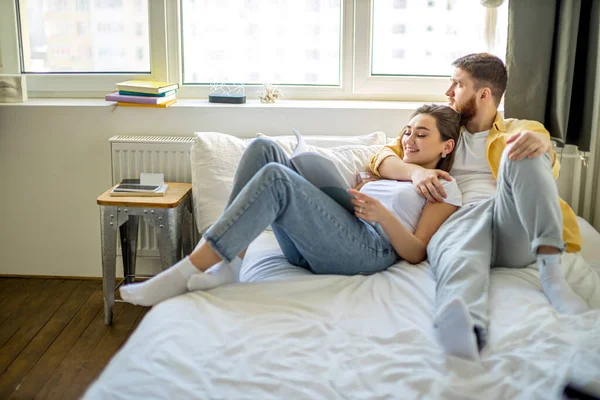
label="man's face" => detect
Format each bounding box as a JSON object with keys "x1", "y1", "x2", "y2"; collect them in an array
[{"x1": 445, "y1": 68, "x2": 479, "y2": 124}]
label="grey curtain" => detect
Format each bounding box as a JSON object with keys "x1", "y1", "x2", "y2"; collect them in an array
[{"x1": 504, "y1": 0, "x2": 600, "y2": 152}]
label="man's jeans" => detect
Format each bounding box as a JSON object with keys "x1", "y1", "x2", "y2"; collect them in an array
[
  {"x1": 203, "y1": 138, "x2": 399, "y2": 275},
  {"x1": 427, "y1": 144, "x2": 565, "y2": 347}
]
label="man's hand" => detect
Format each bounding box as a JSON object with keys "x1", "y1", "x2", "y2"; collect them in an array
[
  {"x1": 410, "y1": 167, "x2": 451, "y2": 203},
  {"x1": 506, "y1": 130, "x2": 551, "y2": 161}
]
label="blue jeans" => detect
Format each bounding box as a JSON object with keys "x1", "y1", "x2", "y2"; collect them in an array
[
  {"x1": 427, "y1": 145, "x2": 565, "y2": 347},
  {"x1": 203, "y1": 138, "x2": 399, "y2": 275}
]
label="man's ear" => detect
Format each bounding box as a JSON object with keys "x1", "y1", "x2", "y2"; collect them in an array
[{"x1": 480, "y1": 87, "x2": 492, "y2": 101}]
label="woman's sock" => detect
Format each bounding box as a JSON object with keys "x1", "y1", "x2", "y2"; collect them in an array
[
  {"x1": 538, "y1": 254, "x2": 589, "y2": 314},
  {"x1": 187, "y1": 257, "x2": 243, "y2": 291},
  {"x1": 433, "y1": 298, "x2": 480, "y2": 361},
  {"x1": 119, "y1": 256, "x2": 200, "y2": 306}
]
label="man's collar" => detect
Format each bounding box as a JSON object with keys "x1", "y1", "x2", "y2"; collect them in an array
[{"x1": 492, "y1": 112, "x2": 506, "y2": 132}]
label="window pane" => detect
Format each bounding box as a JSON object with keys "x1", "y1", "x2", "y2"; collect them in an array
[
  {"x1": 181, "y1": 0, "x2": 342, "y2": 86},
  {"x1": 18, "y1": 0, "x2": 150, "y2": 73},
  {"x1": 372, "y1": 0, "x2": 509, "y2": 76}
]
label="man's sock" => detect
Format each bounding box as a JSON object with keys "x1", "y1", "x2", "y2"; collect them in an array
[
  {"x1": 433, "y1": 298, "x2": 480, "y2": 361},
  {"x1": 119, "y1": 256, "x2": 200, "y2": 306},
  {"x1": 538, "y1": 253, "x2": 589, "y2": 314},
  {"x1": 187, "y1": 257, "x2": 243, "y2": 291}
]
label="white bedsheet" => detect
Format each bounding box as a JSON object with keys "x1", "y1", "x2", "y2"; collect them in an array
[{"x1": 84, "y1": 218, "x2": 600, "y2": 400}]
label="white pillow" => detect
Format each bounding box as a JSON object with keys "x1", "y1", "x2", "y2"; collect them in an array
[
  {"x1": 191, "y1": 132, "x2": 383, "y2": 234},
  {"x1": 191, "y1": 132, "x2": 253, "y2": 234},
  {"x1": 256, "y1": 131, "x2": 387, "y2": 153}
]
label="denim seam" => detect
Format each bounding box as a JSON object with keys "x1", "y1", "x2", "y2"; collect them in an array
[
  {"x1": 207, "y1": 174, "x2": 286, "y2": 260},
  {"x1": 530, "y1": 237, "x2": 566, "y2": 254},
  {"x1": 202, "y1": 234, "x2": 232, "y2": 263}
]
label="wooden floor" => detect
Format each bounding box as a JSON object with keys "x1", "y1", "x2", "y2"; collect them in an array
[{"x1": 0, "y1": 277, "x2": 149, "y2": 399}]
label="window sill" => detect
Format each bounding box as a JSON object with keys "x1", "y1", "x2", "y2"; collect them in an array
[{"x1": 0, "y1": 98, "x2": 439, "y2": 111}]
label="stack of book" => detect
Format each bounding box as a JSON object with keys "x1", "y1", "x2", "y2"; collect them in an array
[{"x1": 105, "y1": 80, "x2": 179, "y2": 108}]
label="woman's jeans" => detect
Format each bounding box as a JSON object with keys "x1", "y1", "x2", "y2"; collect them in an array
[{"x1": 203, "y1": 138, "x2": 399, "y2": 275}]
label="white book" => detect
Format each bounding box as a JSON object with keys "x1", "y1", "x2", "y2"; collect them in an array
[{"x1": 289, "y1": 129, "x2": 358, "y2": 213}]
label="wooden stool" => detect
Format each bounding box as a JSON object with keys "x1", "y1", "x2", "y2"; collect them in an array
[{"x1": 97, "y1": 182, "x2": 193, "y2": 325}]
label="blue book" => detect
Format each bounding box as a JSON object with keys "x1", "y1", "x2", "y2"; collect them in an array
[{"x1": 118, "y1": 89, "x2": 177, "y2": 97}]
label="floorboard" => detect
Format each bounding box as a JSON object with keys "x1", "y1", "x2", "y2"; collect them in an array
[{"x1": 0, "y1": 278, "x2": 149, "y2": 400}]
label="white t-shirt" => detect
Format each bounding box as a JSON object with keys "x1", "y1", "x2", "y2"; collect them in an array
[
  {"x1": 451, "y1": 129, "x2": 497, "y2": 206},
  {"x1": 360, "y1": 179, "x2": 462, "y2": 233}
]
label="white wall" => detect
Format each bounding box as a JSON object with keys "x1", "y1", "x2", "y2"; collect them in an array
[{"x1": 0, "y1": 99, "x2": 418, "y2": 277}]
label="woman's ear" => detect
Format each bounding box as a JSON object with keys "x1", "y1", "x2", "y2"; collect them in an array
[{"x1": 444, "y1": 139, "x2": 455, "y2": 155}]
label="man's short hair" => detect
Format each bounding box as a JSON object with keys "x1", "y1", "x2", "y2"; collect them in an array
[{"x1": 452, "y1": 53, "x2": 507, "y2": 106}]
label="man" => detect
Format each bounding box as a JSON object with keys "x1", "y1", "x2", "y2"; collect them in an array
[{"x1": 369, "y1": 53, "x2": 589, "y2": 361}]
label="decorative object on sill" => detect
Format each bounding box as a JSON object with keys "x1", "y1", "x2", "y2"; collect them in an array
[
  {"x1": 259, "y1": 83, "x2": 282, "y2": 103},
  {"x1": 106, "y1": 80, "x2": 179, "y2": 107},
  {"x1": 208, "y1": 82, "x2": 246, "y2": 104},
  {"x1": 0, "y1": 74, "x2": 27, "y2": 103}
]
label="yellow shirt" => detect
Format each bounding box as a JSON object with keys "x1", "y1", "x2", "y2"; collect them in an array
[{"x1": 369, "y1": 113, "x2": 581, "y2": 253}]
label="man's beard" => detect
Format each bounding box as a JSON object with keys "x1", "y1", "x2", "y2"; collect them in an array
[{"x1": 456, "y1": 95, "x2": 477, "y2": 126}]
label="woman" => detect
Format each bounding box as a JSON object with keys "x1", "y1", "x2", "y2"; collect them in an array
[{"x1": 120, "y1": 104, "x2": 462, "y2": 306}]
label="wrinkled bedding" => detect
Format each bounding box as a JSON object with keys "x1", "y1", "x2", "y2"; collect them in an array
[{"x1": 84, "y1": 218, "x2": 600, "y2": 400}]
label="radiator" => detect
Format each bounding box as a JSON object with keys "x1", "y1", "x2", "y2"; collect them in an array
[
  {"x1": 109, "y1": 135, "x2": 195, "y2": 257},
  {"x1": 555, "y1": 144, "x2": 585, "y2": 215}
]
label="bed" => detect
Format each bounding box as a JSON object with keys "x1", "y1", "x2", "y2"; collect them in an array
[{"x1": 84, "y1": 132, "x2": 600, "y2": 400}]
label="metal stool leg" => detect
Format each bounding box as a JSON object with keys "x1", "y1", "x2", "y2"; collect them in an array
[
  {"x1": 120, "y1": 215, "x2": 139, "y2": 284},
  {"x1": 181, "y1": 196, "x2": 194, "y2": 257},
  {"x1": 100, "y1": 206, "x2": 119, "y2": 325},
  {"x1": 149, "y1": 206, "x2": 183, "y2": 270}
]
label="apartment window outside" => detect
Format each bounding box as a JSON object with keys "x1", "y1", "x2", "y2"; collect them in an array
[
  {"x1": 17, "y1": 0, "x2": 150, "y2": 73},
  {"x1": 76, "y1": 0, "x2": 90, "y2": 12},
  {"x1": 180, "y1": 0, "x2": 342, "y2": 86},
  {"x1": 371, "y1": 0, "x2": 509, "y2": 77}
]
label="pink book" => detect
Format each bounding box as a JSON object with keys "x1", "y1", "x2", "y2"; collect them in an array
[{"x1": 105, "y1": 91, "x2": 176, "y2": 104}]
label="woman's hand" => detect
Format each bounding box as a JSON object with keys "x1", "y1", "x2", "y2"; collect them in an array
[{"x1": 348, "y1": 188, "x2": 391, "y2": 223}]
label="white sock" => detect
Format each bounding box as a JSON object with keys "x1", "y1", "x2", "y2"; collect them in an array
[
  {"x1": 433, "y1": 298, "x2": 480, "y2": 361},
  {"x1": 538, "y1": 254, "x2": 589, "y2": 314},
  {"x1": 187, "y1": 257, "x2": 243, "y2": 291},
  {"x1": 119, "y1": 256, "x2": 200, "y2": 306}
]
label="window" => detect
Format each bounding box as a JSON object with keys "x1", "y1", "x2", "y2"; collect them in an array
[
  {"x1": 0, "y1": 0, "x2": 509, "y2": 99},
  {"x1": 17, "y1": 0, "x2": 150, "y2": 73},
  {"x1": 371, "y1": 0, "x2": 509, "y2": 77},
  {"x1": 180, "y1": 0, "x2": 342, "y2": 86},
  {"x1": 353, "y1": 0, "x2": 509, "y2": 97}
]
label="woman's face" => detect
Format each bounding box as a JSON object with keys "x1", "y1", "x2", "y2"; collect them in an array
[{"x1": 401, "y1": 114, "x2": 451, "y2": 169}]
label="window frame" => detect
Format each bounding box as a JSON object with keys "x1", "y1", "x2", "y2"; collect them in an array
[
  {"x1": 0, "y1": 0, "x2": 168, "y2": 97},
  {"x1": 165, "y1": 0, "x2": 355, "y2": 100},
  {"x1": 353, "y1": 0, "x2": 450, "y2": 100},
  {"x1": 0, "y1": 0, "x2": 504, "y2": 101}
]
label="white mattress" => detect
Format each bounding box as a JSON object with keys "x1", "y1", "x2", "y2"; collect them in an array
[{"x1": 84, "y1": 218, "x2": 600, "y2": 400}]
